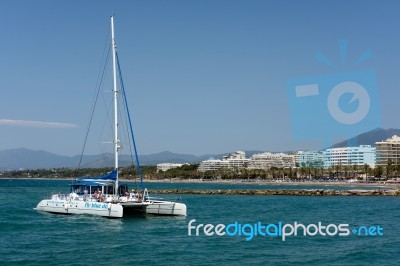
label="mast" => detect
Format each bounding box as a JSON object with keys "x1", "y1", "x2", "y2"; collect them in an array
[{"x1": 111, "y1": 16, "x2": 119, "y2": 194}]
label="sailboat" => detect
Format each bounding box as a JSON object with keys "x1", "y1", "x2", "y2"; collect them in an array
[{"x1": 35, "y1": 16, "x2": 187, "y2": 218}]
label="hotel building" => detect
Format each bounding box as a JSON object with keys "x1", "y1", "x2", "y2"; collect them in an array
[
  {"x1": 156, "y1": 163, "x2": 184, "y2": 172},
  {"x1": 375, "y1": 135, "x2": 400, "y2": 166},
  {"x1": 197, "y1": 151, "x2": 250, "y2": 172},
  {"x1": 323, "y1": 145, "x2": 376, "y2": 168},
  {"x1": 197, "y1": 159, "x2": 229, "y2": 172},
  {"x1": 295, "y1": 151, "x2": 324, "y2": 168},
  {"x1": 247, "y1": 152, "x2": 295, "y2": 170}
]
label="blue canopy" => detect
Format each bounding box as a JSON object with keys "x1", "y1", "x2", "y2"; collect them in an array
[
  {"x1": 76, "y1": 169, "x2": 118, "y2": 182},
  {"x1": 73, "y1": 180, "x2": 115, "y2": 187}
]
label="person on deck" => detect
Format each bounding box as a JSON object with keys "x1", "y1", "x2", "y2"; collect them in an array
[
  {"x1": 130, "y1": 189, "x2": 138, "y2": 201},
  {"x1": 93, "y1": 191, "x2": 99, "y2": 201}
]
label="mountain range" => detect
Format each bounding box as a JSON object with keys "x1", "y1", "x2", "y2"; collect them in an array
[
  {"x1": 0, "y1": 128, "x2": 398, "y2": 170},
  {"x1": 0, "y1": 149, "x2": 265, "y2": 170},
  {"x1": 328, "y1": 128, "x2": 400, "y2": 148}
]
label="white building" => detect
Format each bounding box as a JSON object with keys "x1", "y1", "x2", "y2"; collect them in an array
[
  {"x1": 197, "y1": 159, "x2": 229, "y2": 172},
  {"x1": 295, "y1": 151, "x2": 324, "y2": 168},
  {"x1": 323, "y1": 145, "x2": 376, "y2": 168},
  {"x1": 248, "y1": 152, "x2": 295, "y2": 170},
  {"x1": 198, "y1": 151, "x2": 250, "y2": 172},
  {"x1": 223, "y1": 151, "x2": 249, "y2": 169},
  {"x1": 376, "y1": 135, "x2": 400, "y2": 166},
  {"x1": 157, "y1": 163, "x2": 184, "y2": 172}
]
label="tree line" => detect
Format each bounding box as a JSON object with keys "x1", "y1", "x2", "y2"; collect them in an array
[{"x1": 1, "y1": 162, "x2": 399, "y2": 182}]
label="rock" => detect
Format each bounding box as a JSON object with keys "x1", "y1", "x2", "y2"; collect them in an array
[{"x1": 148, "y1": 189, "x2": 400, "y2": 196}]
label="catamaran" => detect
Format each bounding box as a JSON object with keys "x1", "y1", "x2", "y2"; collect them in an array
[{"x1": 35, "y1": 16, "x2": 187, "y2": 218}]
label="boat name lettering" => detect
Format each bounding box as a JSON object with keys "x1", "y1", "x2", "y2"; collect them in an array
[{"x1": 84, "y1": 202, "x2": 109, "y2": 209}]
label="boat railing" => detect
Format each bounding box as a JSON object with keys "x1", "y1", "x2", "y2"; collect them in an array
[
  {"x1": 143, "y1": 188, "x2": 149, "y2": 202},
  {"x1": 52, "y1": 194, "x2": 69, "y2": 201}
]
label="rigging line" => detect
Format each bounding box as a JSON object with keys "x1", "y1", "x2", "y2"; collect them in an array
[
  {"x1": 98, "y1": 94, "x2": 114, "y2": 164},
  {"x1": 119, "y1": 103, "x2": 132, "y2": 159},
  {"x1": 98, "y1": 82, "x2": 119, "y2": 169},
  {"x1": 78, "y1": 43, "x2": 111, "y2": 169},
  {"x1": 119, "y1": 89, "x2": 137, "y2": 188},
  {"x1": 119, "y1": 89, "x2": 135, "y2": 167},
  {"x1": 98, "y1": 26, "x2": 111, "y2": 93},
  {"x1": 100, "y1": 65, "x2": 114, "y2": 137},
  {"x1": 77, "y1": 24, "x2": 110, "y2": 169},
  {"x1": 114, "y1": 88, "x2": 136, "y2": 183},
  {"x1": 115, "y1": 51, "x2": 145, "y2": 192},
  {"x1": 117, "y1": 64, "x2": 137, "y2": 173}
]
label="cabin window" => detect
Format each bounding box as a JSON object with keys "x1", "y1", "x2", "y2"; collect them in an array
[
  {"x1": 105, "y1": 186, "x2": 114, "y2": 195},
  {"x1": 119, "y1": 185, "x2": 129, "y2": 195},
  {"x1": 89, "y1": 186, "x2": 102, "y2": 194}
]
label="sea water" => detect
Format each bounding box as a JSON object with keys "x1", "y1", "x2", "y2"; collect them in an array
[{"x1": 0, "y1": 179, "x2": 399, "y2": 265}]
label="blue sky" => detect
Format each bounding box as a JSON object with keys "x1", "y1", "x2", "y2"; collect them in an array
[{"x1": 1, "y1": 0, "x2": 399, "y2": 156}]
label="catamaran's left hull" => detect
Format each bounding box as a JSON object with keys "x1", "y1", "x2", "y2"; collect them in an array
[
  {"x1": 145, "y1": 201, "x2": 187, "y2": 216},
  {"x1": 120, "y1": 200, "x2": 187, "y2": 216},
  {"x1": 35, "y1": 199, "x2": 123, "y2": 218}
]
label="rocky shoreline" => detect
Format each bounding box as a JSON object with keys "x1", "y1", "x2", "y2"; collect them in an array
[{"x1": 149, "y1": 189, "x2": 400, "y2": 196}]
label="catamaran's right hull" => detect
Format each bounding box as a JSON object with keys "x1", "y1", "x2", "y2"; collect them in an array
[{"x1": 145, "y1": 201, "x2": 187, "y2": 216}]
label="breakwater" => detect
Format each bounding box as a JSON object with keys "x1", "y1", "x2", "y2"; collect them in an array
[{"x1": 149, "y1": 189, "x2": 400, "y2": 196}]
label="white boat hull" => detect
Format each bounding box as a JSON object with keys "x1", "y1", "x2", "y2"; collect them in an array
[
  {"x1": 145, "y1": 201, "x2": 187, "y2": 216},
  {"x1": 35, "y1": 198, "x2": 123, "y2": 218},
  {"x1": 36, "y1": 195, "x2": 186, "y2": 217},
  {"x1": 120, "y1": 200, "x2": 187, "y2": 216}
]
